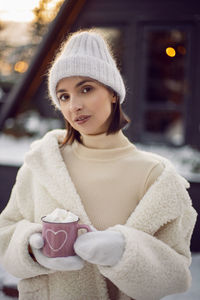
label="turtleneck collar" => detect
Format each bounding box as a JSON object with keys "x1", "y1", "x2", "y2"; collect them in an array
[
  {"x1": 71, "y1": 130, "x2": 136, "y2": 161},
  {"x1": 80, "y1": 130, "x2": 129, "y2": 149}
]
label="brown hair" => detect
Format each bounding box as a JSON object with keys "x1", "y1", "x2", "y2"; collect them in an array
[{"x1": 60, "y1": 89, "x2": 130, "y2": 147}]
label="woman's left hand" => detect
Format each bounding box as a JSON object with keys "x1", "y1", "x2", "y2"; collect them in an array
[{"x1": 74, "y1": 230, "x2": 125, "y2": 266}]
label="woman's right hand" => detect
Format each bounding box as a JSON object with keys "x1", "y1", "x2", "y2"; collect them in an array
[{"x1": 29, "y1": 233, "x2": 84, "y2": 271}]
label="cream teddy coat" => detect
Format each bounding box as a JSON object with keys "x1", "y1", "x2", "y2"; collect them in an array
[{"x1": 0, "y1": 130, "x2": 197, "y2": 300}]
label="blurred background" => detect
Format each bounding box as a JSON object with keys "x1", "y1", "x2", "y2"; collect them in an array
[{"x1": 0, "y1": 0, "x2": 199, "y2": 299}]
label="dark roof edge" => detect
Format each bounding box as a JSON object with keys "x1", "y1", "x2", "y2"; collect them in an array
[{"x1": 0, "y1": 0, "x2": 86, "y2": 130}]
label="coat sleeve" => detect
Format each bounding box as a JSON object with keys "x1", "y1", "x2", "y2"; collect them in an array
[
  {"x1": 98, "y1": 174, "x2": 197, "y2": 300},
  {"x1": 0, "y1": 164, "x2": 51, "y2": 279}
]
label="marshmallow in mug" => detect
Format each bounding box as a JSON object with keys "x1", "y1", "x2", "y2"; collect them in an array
[{"x1": 43, "y1": 208, "x2": 79, "y2": 223}]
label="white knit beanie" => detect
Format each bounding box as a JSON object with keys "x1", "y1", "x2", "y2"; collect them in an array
[{"x1": 48, "y1": 31, "x2": 126, "y2": 109}]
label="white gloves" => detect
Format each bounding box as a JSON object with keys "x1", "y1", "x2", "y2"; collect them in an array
[
  {"x1": 29, "y1": 233, "x2": 84, "y2": 271},
  {"x1": 29, "y1": 230, "x2": 125, "y2": 270},
  {"x1": 74, "y1": 230, "x2": 125, "y2": 267}
]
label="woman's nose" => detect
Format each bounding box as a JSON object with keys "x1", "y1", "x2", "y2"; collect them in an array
[{"x1": 69, "y1": 96, "x2": 83, "y2": 112}]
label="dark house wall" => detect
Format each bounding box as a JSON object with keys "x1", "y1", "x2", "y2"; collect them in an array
[
  {"x1": 32, "y1": 0, "x2": 200, "y2": 148},
  {"x1": 189, "y1": 182, "x2": 200, "y2": 252},
  {"x1": 0, "y1": 165, "x2": 19, "y2": 212}
]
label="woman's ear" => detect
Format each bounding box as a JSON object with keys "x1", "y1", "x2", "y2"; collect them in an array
[{"x1": 112, "y1": 93, "x2": 117, "y2": 103}]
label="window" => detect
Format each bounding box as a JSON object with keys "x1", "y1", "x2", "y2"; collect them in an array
[{"x1": 141, "y1": 26, "x2": 191, "y2": 146}]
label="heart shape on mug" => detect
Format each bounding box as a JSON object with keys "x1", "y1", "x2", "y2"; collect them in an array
[{"x1": 45, "y1": 229, "x2": 68, "y2": 252}]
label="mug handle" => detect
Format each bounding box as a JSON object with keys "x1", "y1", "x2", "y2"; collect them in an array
[{"x1": 77, "y1": 224, "x2": 92, "y2": 232}]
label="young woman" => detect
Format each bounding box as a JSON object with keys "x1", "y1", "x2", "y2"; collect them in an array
[{"x1": 0, "y1": 29, "x2": 197, "y2": 300}]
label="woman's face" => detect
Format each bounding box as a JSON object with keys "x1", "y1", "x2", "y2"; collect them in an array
[{"x1": 56, "y1": 76, "x2": 116, "y2": 135}]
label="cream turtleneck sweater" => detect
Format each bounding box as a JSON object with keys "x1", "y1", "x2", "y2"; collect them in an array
[{"x1": 61, "y1": 130, "x2": 164, "y2": 231}]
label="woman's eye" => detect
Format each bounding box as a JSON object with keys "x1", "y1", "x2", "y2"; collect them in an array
[
  {"x1": 59, "y1": 94, "x2": 69, "y2": 102},
  {"x1": 82, "y1": 86, "x2": 93, "y2": 94}
]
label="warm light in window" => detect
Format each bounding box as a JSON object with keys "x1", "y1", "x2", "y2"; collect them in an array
[
  {"x1": 166, "y1": 47, "x2": 176, "y2": 57},
  {"x1": 14, "y1": 61, "x2": 28, "y2": 73}
]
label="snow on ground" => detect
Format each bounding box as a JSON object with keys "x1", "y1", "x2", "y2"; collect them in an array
[
  {"x1": 0, "y1": 134, "x2": 34, "y2": 167},
  {"x1": 0, "y1": 264, "x2": 19, "y2": 299},
  {"x1": 0, "y1": 291, "x2": 17, "y2": 300},
  {"x1": 0, "y1": 132, "x2": 200, "y2": 182}
]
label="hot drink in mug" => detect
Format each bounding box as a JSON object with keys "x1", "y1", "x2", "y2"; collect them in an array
[{"x1": 41, "y1": 208, "x2": 92, "y2": 258}]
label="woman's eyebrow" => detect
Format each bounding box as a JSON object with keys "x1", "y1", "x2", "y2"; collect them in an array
[
  {"x1": 56, "y1": 89, "x2": 66, "y2": 94},
  {"x1": 76, "y1": 79, "x2": 95, "y2": 87},
  {"x1": 56, "y1": 79, "x2": 95, "y2": 94}
]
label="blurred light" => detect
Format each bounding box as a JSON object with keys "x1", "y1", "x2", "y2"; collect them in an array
[
  {"x1": 166, "y1": 47, "x2": 176, "y2": 57},
  {"x1": 177, "y1": 45, "x2": 186, "y2": 55},
  {"x1": 0, "y1": 0, "x2": 63, "y2": 22},
  {"x1": 14, "y1": 61, "x2": 28, "y2": 73},
  {"x1": 0, "y1": 61, "x2": 12, "y2": 76},
  {"x1": 170, "y1": 30, "x2": 183, "y2": 42},
  {"x1": 0, "y1": 10, "x2": 34, "y2": 22}
]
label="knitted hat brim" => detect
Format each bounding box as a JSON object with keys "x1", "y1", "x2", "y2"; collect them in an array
[{"x1": 49, "y1": 56, "x2": 126, "y2": 109}]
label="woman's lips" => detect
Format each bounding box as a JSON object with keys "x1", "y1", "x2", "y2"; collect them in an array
[{"x1": 75, "y1": 115, "x2": 91, "y2": 125}]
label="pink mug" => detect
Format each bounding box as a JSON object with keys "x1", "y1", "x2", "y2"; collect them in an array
[{"x1": 41, "y1": 217, "x2": 92, "y2": 258}]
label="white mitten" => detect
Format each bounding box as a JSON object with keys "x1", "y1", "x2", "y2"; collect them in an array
[
  {"x1": 29, "y1": 233, "x2": 84, "y2": 271},
  {"x1": 74, "y1": 230, "x2": 125, "y2": 267}
]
